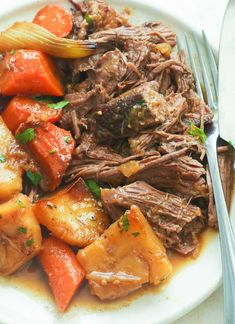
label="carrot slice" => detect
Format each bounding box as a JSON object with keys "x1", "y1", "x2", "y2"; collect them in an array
[
  {"x1": 17, "y1": 121, "x2": 75, "y2": 191},
  {"x1": 0, "y1": 50, "x2": 64, "y2": 96},
  {"x1": 33, "y1": 5, "x2": 73, "y2": 38},
  {"x1": 2, "y1": 96, "x2": 62, "y2": 134},
  {"x1": 39, "y1": 237, "x2": 85, "y2": 312}
]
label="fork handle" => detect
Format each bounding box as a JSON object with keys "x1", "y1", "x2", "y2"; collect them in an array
[{"x1": 207, "y1": 143, "x2": 235, "y2": 324}]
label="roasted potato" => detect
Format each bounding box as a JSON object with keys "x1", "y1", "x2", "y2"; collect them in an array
[
  {"x1": 34, "y1": 178, "x2": 110, "y2": 247},
  {"x1": 0, "y1": 117, "x2": 22, "y2": 202},
  {"x1": 0, "y1": 193, "x2": 42, "y2": 275},
  {"x1": 77, "y1": 205, "x2": 172, "y2": 300}
]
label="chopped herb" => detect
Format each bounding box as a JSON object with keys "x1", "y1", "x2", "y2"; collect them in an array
[
  {"x1": 34, "y1": 97, "x2": 70, "y2": 110},
  {"x1": 48, "y1": 100, "x2": 70, "y2": 110},
  {"x1": 49, "y1": 149, "x2": 56, "y2": 154},
  {"x1": 0, "y1": 154, "x2": 6, "y2": 163},
  {"x1": 84, "y1": 14, "x2": 93, "y2": 27},
  {"x1": 188, "y1": 122, "x2": 207, "y2": 143},
  {"x1": 16, "y1": 128, "x2": 35, "y2": 145},
  {"x1": 64, "y1": 136, "x2": 71, "y2": 144},
  {"x1": 26, "y1": 171, "x2": 42, "y2": 186},
  {"x1": 10, "y1": 49, "x2": 16, "y2": 55},
  {"x1": 34, "y1": 96, "x2": 54, "y2": 103},
  {"x1": 132, "y1": 231, "x2": 140, "y2": 237},
  {"x1": 135, "y1": 99, "x2": 146, "y2": 106},
  {"x1": 16, "y1": 200, "x2": 26, "y2": 208},
  {"x1": 85, "y1": 179, "x2": 101, "y2": 198},
  {"x1": 18, "y1": 227, "x2": 27, "y2": 234},
  {"x1": 25, "y1": 239, "x2": 34, "y2": 247},
  {"x1": 228, "y1": 141, "x2": 234, "y2": 149},
  {"x1": 119, "y1": 212, "x2": 130, "y2": 232}
]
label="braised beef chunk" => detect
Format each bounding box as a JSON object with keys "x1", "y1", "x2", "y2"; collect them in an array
[
  {"x1": 101, "y1": 181, "x2": 205, "y2": 255},
  {"x1": 129, "y1": 131, "x2": 205, "y2": 157},
  {"x1": 183, "y1": 90, "x2": 214, "y2": 127},
  {"x1": 130, "y1": 153, "x2": 208, "y2": 198},
  {"x1": 207, "y1": 147, "x2": 234, "y2": 227},
  {"x1": 70, "y1": 0, "x2": 130, "y2": 39},
  {"x1": 66, "y1": 134, "x2": 208, "y2": 198},
  {"x1": 89, "y1": 22, "x2": 176, "y2": 47},
  {"x1": 148, "y1": 50, "x2": 194, "y2": 95},
  {"x1": 61, "y1": 48, "x2": 129, "y2": 129},
  {"x1": 95, "y1": 83, "x2": 188, "y2": 139}
]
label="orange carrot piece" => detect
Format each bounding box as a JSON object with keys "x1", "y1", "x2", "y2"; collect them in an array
[
  {"x1": 2, "y1": 96, "x2": 62, "y2": 133},
  {"x1": 18, "y1": 121, "x2": 75, "y2": 191},
  {"x1": 39, "y1": 237, "x2": 85, "y2": 312},
  {"x1": 0, "y1": 50, "x2": 64, "y2": 96},
  {"x1": 33, "y1": 5, "x2": 73, "y2": 38}
]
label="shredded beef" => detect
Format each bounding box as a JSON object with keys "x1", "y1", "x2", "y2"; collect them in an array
[
  {"x1": 183, "y1": 90, "x2": 214, "y2": 127},
  {"x1": 130, "y1": 153, "x2": 208, "y2": 198},
  {"x1": 56, "y1": 1, "x2": 233, "y2": 258},
  {"x1": 61, "y1": 48, "x2": 129, "y2": 129},
  {"x1": 65, "y1": 134, "x2": 207, "y2": 198},
  {"x1": 89, "y1": 22, "x2": 176, "y2": 47},
  {"x1": 207, "y1": 147, "x2": 234, "y2": 227},
  {"x1": 129, "y1": 130, "x2": 205, "y2": 158},
  {"x1": 70, "y1": 0, "x2": 130, "y2": 39},
  {"x1": 101, "y1": 181, "x2": 205, "y2": 255}
]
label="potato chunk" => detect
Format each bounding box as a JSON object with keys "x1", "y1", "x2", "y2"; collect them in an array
[
  {"x1": 0, "y1": 194, "x2": 42, "y2": 275},
  {"x1": 0, "y1": 117, "x2": 22, "y2": 202},
  {"x1": 77, "y1": 205, "x2": 172, "y2": 300},
  {"x1": 34, "y1": 178, "x2": 110, "y2": 247}
]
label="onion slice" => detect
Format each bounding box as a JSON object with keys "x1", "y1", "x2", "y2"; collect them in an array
[{"x1": 0, "y1": 22, "x2": 96, "y2": 58}]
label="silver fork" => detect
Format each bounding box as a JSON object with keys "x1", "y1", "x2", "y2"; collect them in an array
[{"x1": 183, "y1": 32, "x2": 235, "y2": 323}]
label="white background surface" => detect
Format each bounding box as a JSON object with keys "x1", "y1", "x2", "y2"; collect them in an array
[{"x1": 0, "y1": 0, "x2": 230, "y2": 323}]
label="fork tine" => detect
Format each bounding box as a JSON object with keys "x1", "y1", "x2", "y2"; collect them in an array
[
  {"x1": 192, "y1": 32, "x2": 215, "y2": 109},
  {"x1": 202, "y1": 30, "x2": 218, "y2": 96},
  {"x1": 176, "y1": 35, "x2": 183, "y2": 51},
  {"x1": 184, "y1": 33, "x2": 203, "y2": 100}
]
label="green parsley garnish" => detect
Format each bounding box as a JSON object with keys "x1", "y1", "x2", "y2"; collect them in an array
[
  {"x1": 85, "y1": 179, "x2": 101, "y2": 198},
  {"x1": 48, "y1": 100, "x2": 70, "y2": 110},
  {"x1": 132, "y1": 232, "x2": 140, "y2": 237},
  {"x1": 64, "y1": 136, "x2": 71, "y2": 144},
  {"x1": 16, "y1": 128, "x2": 35, "y2": 145},
  {"x1": 135, "y1": 99, "x2": 146, "y2": 106},
  {"x1": 18, "y1": 227, "x2": 27, "y2": 234},
  {"x1": 26, "y1": 171, "x2": 42, "y2": 186},
  {"x1": 228, "y1": 141, "x2": 234, "y2": 149},
  {"x1": 25, "y1": 239, "x2": 34, "y2": 247},
  {"x1": 10, "y1": 49, "x2": 16, "y2": 55},
  {"x1": 49, "y1": 149, "x2": 57, "y2": 154},
  {"x1": 84, "y1": 14, "x2": 93, "y2": 27},
  {"x1": 188, "y1": 122, "x2": 207, "y2": 143},
  {"x1": 119, "y1": 212, "x2": 130, "y2": 232},
  {"x1": 0, "y1": 154, "x2": 6, "y2": 163},
  {"x1": 34, "y1": 97, "x2": 70, "y2": 110},
  {"x1": 16, "y1": 200, "x2": 26, "y2": 208}
]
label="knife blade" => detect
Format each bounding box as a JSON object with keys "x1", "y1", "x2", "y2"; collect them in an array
[{"x1": 218, "y1": 0, "x2": 235, "y2": 146}]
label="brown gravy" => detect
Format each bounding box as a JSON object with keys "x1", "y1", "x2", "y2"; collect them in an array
[{"x1": 0, "y1": 228, "x2": 217, "y2": 312}]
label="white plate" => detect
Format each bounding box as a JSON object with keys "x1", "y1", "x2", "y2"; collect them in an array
[{"x1": 0, "y1": 1, "x2": 234, "y2": 324}]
